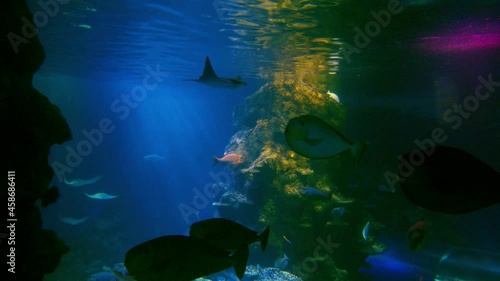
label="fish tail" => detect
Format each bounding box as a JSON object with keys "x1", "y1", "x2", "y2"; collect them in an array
[
  {"x1": 351, "y1": 140, "x2": 367, "y2": 163},
  {"x1": 231, "y1": 245, "x2": 249, "y2": 280},
  {"x1": 259, "y1": 226, "x2": 270, "y2": 252},
  {"x1": 212, "y1": 156, "x2": 220, "y2": 166}
]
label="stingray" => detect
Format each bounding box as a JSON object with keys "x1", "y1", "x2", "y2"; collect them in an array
[
  {"x1": 59, "y1": 215, "x2": 89, "y2": 225},
  {"x1": 63, "y1": 174, "x2": 102, "y2": 187},
  {"x1": 85, "y1": 192, "x2": 119, "y2": 200},
  {"x1": 143, "y1": 154, "x2": 165, "y2": 161},
  {"x1": 184, "y1": 56, "x2": 247, "y2": 88}
]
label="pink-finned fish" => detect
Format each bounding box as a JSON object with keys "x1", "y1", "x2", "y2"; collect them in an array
[{"x1": 212, "y1": 153, "x2": 243, "y2": 165}]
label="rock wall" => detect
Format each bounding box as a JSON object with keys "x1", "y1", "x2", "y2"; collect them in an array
[{"x1": 1, "y1": 1, "x2": 71, "y2": 280}]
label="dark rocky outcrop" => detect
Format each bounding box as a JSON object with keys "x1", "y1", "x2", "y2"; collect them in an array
[{"x1": 1, "y1": 1, "x2": 71, "y2": 280}]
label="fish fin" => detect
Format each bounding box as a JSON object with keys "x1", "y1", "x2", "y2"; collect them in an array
[
  {"x1": 212, "y1": 156, "x2": 220, "y2": 166},
  {"x1": 231, "y1": 245, "x2": 249, "y2": 280},
  {"x1": 351, "y1": 140, "x2": 366, "y2": 163},
  {"x1": 259, "y1": 226, "x2": 270, "y2": 252},
  {"x1": 202, "y1": 56, "x2": 218, "y2": 79}
]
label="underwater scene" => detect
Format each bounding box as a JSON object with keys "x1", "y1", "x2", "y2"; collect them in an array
[{"x1": 5, "y1": 0, "x2": 500, "y2": 280}]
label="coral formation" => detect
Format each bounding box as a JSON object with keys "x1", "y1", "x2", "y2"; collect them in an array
[
  {"x1": 215, "y1": 63, "x2": 384, "y2": 280},
  {"x1": 244, "y1": 266, "x2": 302, "y2": 281}
]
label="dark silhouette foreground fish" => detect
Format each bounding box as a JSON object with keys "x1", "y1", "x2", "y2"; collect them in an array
[
  {"x1": 190, "y1": 218, "x2": 270, "y2": 252},
  {"x1": 183, "y1": 56, "x2": 247, "y2": 88},
  {"x1": 124, "y1": 235, "x2": 249, "y2": 281},
  {"x1": 285, "y1": 115, "x2": 366, "y2": 161},
  {"x1": 398, "y1": 145, "x2": 500, "y2": 214}
]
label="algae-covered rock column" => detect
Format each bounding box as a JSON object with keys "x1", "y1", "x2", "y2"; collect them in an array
[
  {"x1": 1, "y1": 1, "x2": 71, "y2": 280},
  {"x1": 217, "y1": 56, "x2": 384, "y2": 280}
]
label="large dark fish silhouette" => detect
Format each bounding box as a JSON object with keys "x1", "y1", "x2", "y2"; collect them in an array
[
  {"x1": 184, "y1": 56, "x2": 247, "y2": 88},
  {"x1": 398, "y1": 145, "x2": 500, "y2": 214},
  {"x1": 190, "y1": 218, "x2": 270, "y2": 252},
  {"x1": 125, "y1": 235, "x2": 248, "y2": 281}
]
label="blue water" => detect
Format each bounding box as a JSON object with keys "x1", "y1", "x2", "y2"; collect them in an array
[{"x1": 27, "y1": 0, "x2": 500, "y2": 280}]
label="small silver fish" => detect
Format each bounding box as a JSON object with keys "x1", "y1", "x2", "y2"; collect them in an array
[
  {"x1": 362, "y1": 221, "x2": 370, "y2": 240},
  {"x1": 77, "y1": 24, "x2": 92, "y2": 29},
  {"x1": 212, "y1": 202, "x2": 230, "y2": 207},
  {"x1": 283, "y1": 235, "x2": 292, "y2": 245},
  {"x1": 274, "y1": 253, "x2": 288, "y2": 270},
  {"x1": 331, "y1": 207, "x2": 345, "y2": 217}
]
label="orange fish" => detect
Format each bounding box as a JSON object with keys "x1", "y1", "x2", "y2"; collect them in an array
[
  {"x1": 212, "y1": 153, "x2": 243, "y2": 165},
  {"x1": 408, "y1": 220, "x2": 426, "y2": 251}
]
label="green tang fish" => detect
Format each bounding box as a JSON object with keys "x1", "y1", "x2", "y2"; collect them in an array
[
  {"x1": 190, "y1": 218, "x2": 270, "y2": 252},
  {"x1": 284, "y1": 115, "x2": 366, "y2": 161},
  {"x1": 124, "y1": 235, "x2": 249, "y2": 281}
]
